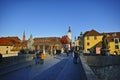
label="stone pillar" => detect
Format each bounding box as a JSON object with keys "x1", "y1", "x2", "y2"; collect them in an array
[
  {"x1": 43, "y1": 45, "x2": 45, "y2": 54},
  {"x1": 50, "y1": 45, "x2": 53, "y2": 54},
  {"x1": 61, "y1": 48, "x2": 64, "y2": 53}
]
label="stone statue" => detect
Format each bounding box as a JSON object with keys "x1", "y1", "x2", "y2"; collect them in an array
[
  {"x1": 27, "y1": 34, "x2": 34, "y2": 50},
  {"x1": 101, "y1": 33, "x2": 109, "y2": 56}
]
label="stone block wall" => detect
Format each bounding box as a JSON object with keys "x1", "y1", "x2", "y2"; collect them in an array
[
  {"x1": 90, "y1": 65, "x2": 120, "y2": 80},
  {"x1": 82, "y1": 56, "x2": 120, "y2": 80},
  {"x1": 0, "y1": 54, "x2": 34, "y2": 69}
]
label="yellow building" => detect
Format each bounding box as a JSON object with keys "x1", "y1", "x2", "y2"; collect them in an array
[
  {"x1": 106, "y1": 32, "x2": 120, "y2": 55},
  {"x1": 83, "y1": 29, "x2": 120, "y2": 55},
  {"x1": 83, "y1": 29, "x2": 103, "y2": 54}
]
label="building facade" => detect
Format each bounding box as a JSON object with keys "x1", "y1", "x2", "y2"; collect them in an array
[
  {"x1": 33, "y1": 37, "x2": 63, "y2": 54},
  {"x1": 83, "y1": 29, "x2": 120, "y2": 55},
  {"x1": 106, "y1": 32, "x2": 120, "y2": 55},
  {"x1": 0, "y1": 32, "x2": 27, "y2": 57},
  {"x1": 83, "y1": 29, "x2": 103, "y2": 53},
  {"x1": 0, "y1": 37, "x2": 22, "y2": 57}
]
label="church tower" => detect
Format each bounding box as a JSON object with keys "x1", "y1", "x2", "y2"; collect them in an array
[
  {"x1": 67, "y1": 26, "x2": 72, "y2": 41},
  {"x1": 22, "y1": 31, "x2": 26, "y2": 42}
]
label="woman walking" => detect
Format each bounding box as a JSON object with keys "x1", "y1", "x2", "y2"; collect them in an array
[{"x1": 40, "y1": 52, "x2": 45, "y2": 64}]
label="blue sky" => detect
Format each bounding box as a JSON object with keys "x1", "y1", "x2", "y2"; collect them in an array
[{"x1": 0, "y1": 0, "x2": 120, "y2": 40}]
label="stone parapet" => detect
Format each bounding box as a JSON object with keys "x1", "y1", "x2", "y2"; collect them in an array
[
  {"x1": 82, "y1": 56, "x2": 120, "y2": 80},
  {"x1": 80, "y1": 56, "x2": 99, "y2": 80},
  {"x1": 0, "y1": 54, "x2": 34, "y2": 69},
  {"x1": 90, "y1": 65, "x2": 120, "y2": 80},
  {"x1": 83, "y1": 56, "x2": 120, "y2": 67}
]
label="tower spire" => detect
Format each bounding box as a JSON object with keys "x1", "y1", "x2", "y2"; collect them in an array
[
  {"x1": 68, "y1": 26, "x2": 71, "y2": 32},
  {"x1": 22, "y1": 31, "x2": 26, "y2": 42}
]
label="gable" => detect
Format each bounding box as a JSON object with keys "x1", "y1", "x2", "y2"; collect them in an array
[{"x1": 84, "y1": 29, "x2": 102, "y2": 36}]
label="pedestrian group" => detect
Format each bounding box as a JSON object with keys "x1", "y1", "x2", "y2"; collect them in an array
[{"x1": 33, "y1": 50, "x2": 45, "y2": 64}]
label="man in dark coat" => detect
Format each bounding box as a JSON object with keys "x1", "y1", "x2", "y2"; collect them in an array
[{"x1": 73, "y1": 50, "x2": 79, "y2": 64}]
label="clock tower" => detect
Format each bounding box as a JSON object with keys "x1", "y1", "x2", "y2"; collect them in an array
[{"x1": 67, "y1": 26, "x2": 72, "y2": 41}]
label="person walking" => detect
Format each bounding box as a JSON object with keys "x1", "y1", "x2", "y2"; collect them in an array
[
  {"x1": 65, "y1": 50, "x2": 69, "y2": 56},
  {"x1": 73, "y1": 50, "x2": 79, "y2": 64},
  {"x1": 40, "y1": 52, "x2": 45, "y2": 64},
  {"x1": 33, "y1": 50, "x2": 40, "y2": 64}
]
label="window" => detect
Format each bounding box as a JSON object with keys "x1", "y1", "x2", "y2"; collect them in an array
[
  {"x1": 87, "y1": 42, "x2": 90, "y2": 46},
  {"x1": 114, "y1": 38, "x2": 119, "y2": 44},
  {"x1": 87, "y1": 36, "x2": 89, "y2": 40},
  {"x1": 94, "y1": 36, "x2": 97, "y2": 40},
  {"x1": 115, "y1": 45, "x2": 119, "y2": 49},
  {"x1": 87, "y1": 49, "x2": 90, "y2": 51},
  {"x1": 6, "y1": 50, "x2": 8, "y2": 54}
]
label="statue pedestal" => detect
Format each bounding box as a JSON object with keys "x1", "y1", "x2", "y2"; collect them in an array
[{"x1": 101, "y1": 49, "x2": 109, "y2": 56}]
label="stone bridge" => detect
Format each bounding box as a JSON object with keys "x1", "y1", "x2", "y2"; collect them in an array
[
  {"x1": 82, "y1": 56, "x2": 120, "y2": 80},
  {"x1": 0, "y1": 54, "x2": 33, "y2": 69}
]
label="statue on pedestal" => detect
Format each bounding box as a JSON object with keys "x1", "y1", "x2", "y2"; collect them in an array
[
  {"x1": 27, "y1": 34, "x2": 34, "y2": 51},
  {"x1": 101, "y1": 33, "x2": 109, "y2": 56}
]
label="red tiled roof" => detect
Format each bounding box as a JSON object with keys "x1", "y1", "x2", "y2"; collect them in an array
[
  {"x1": 104, "y1": 32, "x2": 120, "y2": 37},
  {"x1": 103, "y1": 32, "x2": 120, "y2": 42},
  {"x1": 84, "y1": 29, "x2": 102, "y2": 36},
  {"x1": 0, "y1": 38, "x2": 13, "y2": 46},
  {"x1": 61, "y1": 36, "x2": 70, "y2": 44},
  {"x1": 0, "y1": 36, "x2": 27, "y2": 51},
  {"x1": 0, "y1": 36, "x2": 21, "y2": 46},
  {"x1": 33, "y1": 37, "x2": 62, "y2": 46},
  {"x1": 107, "y1": 36, "x2": 120, "y2": 42},
  {"x1": 7, "y1": 36, "x2": 21, "y2": 42}
]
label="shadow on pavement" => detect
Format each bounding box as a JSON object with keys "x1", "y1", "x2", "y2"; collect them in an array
[{"x1": 32, "y1": 59, "x2": 68, "y2": 80}]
